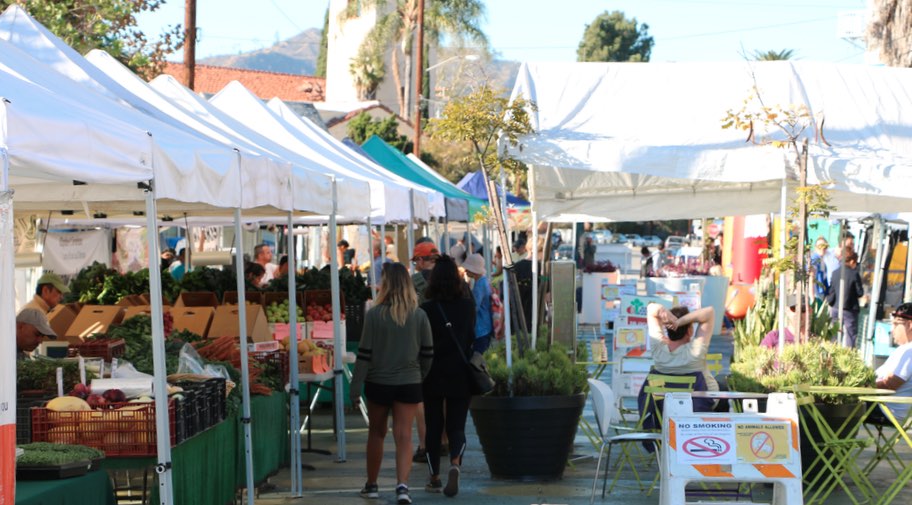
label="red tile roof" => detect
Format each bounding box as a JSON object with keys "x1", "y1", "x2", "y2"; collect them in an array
[{"x1": 163, "y1": 62, "x2": 325, "y2": 102}]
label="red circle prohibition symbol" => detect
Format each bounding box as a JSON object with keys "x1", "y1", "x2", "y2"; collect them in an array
[
  {"x1": 682, "y1": 436, "x2": 730, "y2": 458},
  {"x1": 750, "y1": 431, "x2": 774, "y2": 459}
]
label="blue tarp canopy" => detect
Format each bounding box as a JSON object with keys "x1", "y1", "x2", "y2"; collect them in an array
[{"x1": 456, "y1": 170, "x2": 529, "y2": 207}]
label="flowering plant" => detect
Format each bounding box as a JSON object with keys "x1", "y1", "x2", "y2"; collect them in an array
[
  {"x1": 582, "y1": 260, "x2": 617, "y2": 273},
  {"x1": 655, "y1": 257, "x2": 712, "y2": 277}
]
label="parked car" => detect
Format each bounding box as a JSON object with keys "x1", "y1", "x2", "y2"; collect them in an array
[
  {"x1": 666, "y1": 235, "x2": 687, "y2": 248},
  {"x1": 591, "y1": 230, "x2": 613, "y2": 244},
  {"x1": 641, "y1": 235, "x2": 662, "y2": 247},
  {"x1": 612, "y1": 233, "x2": 629, "y2": 244},
  {"x1": 626, "y1": 233, "x2": 644, "y2": 246}
]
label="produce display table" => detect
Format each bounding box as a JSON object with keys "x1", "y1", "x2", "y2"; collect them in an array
[
  {"x1": 101, "y1": 392, "x2": 289, "y2": 505},
  {"x1": 16, "y1": 468, "x2": 116, "y2": 505}
]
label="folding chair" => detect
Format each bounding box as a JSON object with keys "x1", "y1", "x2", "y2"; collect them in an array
[
  {"x1": 588, "y1": 379, "x2": 661, "y2": 503},
  {"x1": 639, "y1": 374, "x2": 698, "y2": 431}
]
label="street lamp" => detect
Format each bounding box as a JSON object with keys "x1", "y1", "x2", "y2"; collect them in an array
[{"x1": 413, "y1": 53, "x2": 480, "y2": 156}]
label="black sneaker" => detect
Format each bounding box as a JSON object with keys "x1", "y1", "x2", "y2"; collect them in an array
[
  {"x1": 444, "y1": 465, "x2": 460, "y2": 497},
  {"x1": 396, "y1": 484, "x2": 412, "y2": 504},
  {"x1": 359, "y1": 482, "x2": 379, "y2": 499},
  {"x1": 412, "y1": 447, "x2": 427, "y2": 463},
  {"x1": 425, "y1": 478, "x2": 443, "y2": 493}
]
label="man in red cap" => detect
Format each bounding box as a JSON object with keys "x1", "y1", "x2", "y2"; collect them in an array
[{"x1": 410, "y1": 240, "x2": 440, "y2": 306}]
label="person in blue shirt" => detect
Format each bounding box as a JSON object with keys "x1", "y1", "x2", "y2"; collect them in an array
[
  {"x1": 462, "y1": 254, "x2": 493, "y2": 353},
  {"x1": 810, "y1": 237, "x2": 830, "y2": 305},
  {"x1": 369, "y1": 242, "x2": 391, "y2": 287}
]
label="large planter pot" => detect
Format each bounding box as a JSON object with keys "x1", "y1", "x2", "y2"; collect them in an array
[
  {"x1": 470, "y1": 394, "x2": 586, "y2": 481},
  {"x1": 799, "y1": 401, "x2": 864, "y2": 485}
]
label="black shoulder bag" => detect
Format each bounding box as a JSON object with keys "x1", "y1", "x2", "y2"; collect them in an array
[{"x1": 436, "y1": 303, "x2": 495, "y2": 396}]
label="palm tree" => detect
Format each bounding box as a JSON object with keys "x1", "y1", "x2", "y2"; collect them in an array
[
  {"x1": 753, "y1": 49, "x2": 795, "y2": 61},
  {"x1": 340, "y1": 0, "x2": 487, "y2": 119}
]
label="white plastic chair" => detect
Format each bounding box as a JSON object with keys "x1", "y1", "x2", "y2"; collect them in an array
[{"x1": 589, "y1": 378, "x2": 662, "y2": 503}]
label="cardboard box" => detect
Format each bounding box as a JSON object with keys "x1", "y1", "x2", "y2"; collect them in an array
[
  {"x1": 174, "y1": 291, "x2": 219, "y2": 308},
  {"x1": 65, "y1": 306, "x2": 125, "y2": 344},
  {"x1": 46, "y1": 303, "x2": 79, "y2": 339},
  {"x1": 222, "y1": 291, "x2": 265, "y2": 306},
  {"x1": 311, "y1": 320, "x2": 346, "y2": 340},
  {"x1": 116, "y1": 294, "x2": 147, "y2": 307},
  {"x1": 207, "y1": 304, "x2": 271, "y2": 342},
  {"x1": 171, "y1": 306, "x2": 215, "y2": 338}
]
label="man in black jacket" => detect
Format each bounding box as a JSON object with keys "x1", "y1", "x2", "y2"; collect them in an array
[{"x1": 827, "y1": 250, "x2": 866, "y2": 348}]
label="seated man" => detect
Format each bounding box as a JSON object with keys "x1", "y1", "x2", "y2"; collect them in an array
[
  {"x1": 874, "y1": 303, "x2": 912, "y2": 421},
  {"x1": 16, "y1": 308, "x2": 57, "y2": 359}
]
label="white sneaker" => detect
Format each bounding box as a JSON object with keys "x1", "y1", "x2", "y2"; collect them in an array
[{"x1": 396, "y1": 484, "x2": 412, "y2": 504}]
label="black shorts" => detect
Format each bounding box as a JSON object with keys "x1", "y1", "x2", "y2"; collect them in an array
[{"x1": 364, "y1": 382, "x2": 423, "y2": 406}]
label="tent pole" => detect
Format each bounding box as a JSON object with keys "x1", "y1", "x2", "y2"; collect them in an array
[
  {"x1": 328, "y1": 178, "x2": 347, "y2": 461},
  {"x1": 0, "y1": 148, "x2": 15, "y2": 505},
  {"x1": 906, "y1": 221, "x2": 912, "y2": 304},
  {"x1": 838, "y1": 220, "x2": 847, "y2": 343},
  {"x1": 407, "y1": 189, "x2": 415, "y2": 271},
  {"x1": 530, "y1": 169, "x2": 539, "y2": 349},
  {"x1": 777, "y1": 177, "x2": 788, "y2": 357},
  {"x1": 144, "y1": 187, "x2": 175, "y2": 505},
  {"x1": 233, "y1": 208, "x2": 256, "y2": 504},
  {"x1": 367, "y1": 215, "x2": 376, "y2": 299},
  {"x1": 287, "y1": 212, "x2": 303, "y2": 496},
  {"x1": 864, "y1": 216, "x2": 886, "y2": 365},
  {"x1": 501, "y1": 167, "x2": 513, "y2": 371}
]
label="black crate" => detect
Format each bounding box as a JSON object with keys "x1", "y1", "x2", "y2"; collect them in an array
[
  {"x1": 204, "y1": 377, "x2": 227, "y2": 423},
  {"x1": 16, "y1": 396, "x2": 52, "y2": 444},
  {"x1": 345, "y1": 303, "x2": 365, "y2": 342}
]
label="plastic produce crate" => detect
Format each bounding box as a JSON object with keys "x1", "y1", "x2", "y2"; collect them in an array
[
  {"x1": 30, "y1": 400, "x2": 177, "y2": 457},
  {"x1": 73, "y1": 338, "x2": 126, "y2": 361}
]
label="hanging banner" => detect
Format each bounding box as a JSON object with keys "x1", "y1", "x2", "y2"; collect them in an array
[
  {"x1": 1, "y1": 191, "x2": 17, "y2": 504},
  {"x1": 42, "y1": 229, "x2": 111, "y2": 275},
  {"x1": 112, "y1": 227, "x2": 148, "y2": 274}
]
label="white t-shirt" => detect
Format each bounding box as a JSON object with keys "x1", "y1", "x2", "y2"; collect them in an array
[
  {"x1": 876, "y1": 342, "x2": 912, "y2": 419},
  {"x1": 261, "y1": 262, "x2": 279, "y2": 285},
  {"x1": 647, "y1": 310, "x2": 719, "y2": 392}
]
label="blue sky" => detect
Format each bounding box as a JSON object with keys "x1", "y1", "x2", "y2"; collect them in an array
[{"x1": 138, "y1": 0, "x2": 869, "y2": 64}]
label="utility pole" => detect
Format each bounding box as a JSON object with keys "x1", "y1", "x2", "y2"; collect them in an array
[
  {"x1": 184, "y1": 0, "x2": 197, "y2": 90},
  {"x1": 412, "y1": 0, "x2": 425, "y2": 157}
]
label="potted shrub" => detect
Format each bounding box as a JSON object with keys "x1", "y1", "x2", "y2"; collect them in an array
[
  {"x1": 728, "y1": 340, "x2": 875, "y2": 479},
  {"x1": 470, "y1": 340, "x2": 589, "y2": 481}
]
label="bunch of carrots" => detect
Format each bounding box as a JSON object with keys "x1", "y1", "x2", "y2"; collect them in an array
[{"x1": 195, "y1": 336, "x2": 273, "y2": 396}]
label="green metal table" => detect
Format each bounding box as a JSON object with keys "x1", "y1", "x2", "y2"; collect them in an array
[{"x1": 16, "y1": 468, "x2": 116, "y2": 505}]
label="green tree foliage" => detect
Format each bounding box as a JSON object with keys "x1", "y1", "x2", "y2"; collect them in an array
[
  {"x1": 753, "y1": 49, "x2": 795, "y2": 61},
  {"x1": 576, "y1": 10, "x2": 653, "y2": 62},
  {"x1": 0, "y1": 0, "x2": 184, "y2": 79},
  {"x1": 340, "y1": 0, "x2": 487, "y2": 119},
  {"x1": 346, "y1": 111, "x2": 412, "y2": 153},
  {"x1": 315, "y1": 7, "x2": 329, "y2": 78}
]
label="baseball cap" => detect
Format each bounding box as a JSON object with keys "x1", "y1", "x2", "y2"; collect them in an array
[
  {"x1": 16, "y1": 308, "x2": 57, "y2": 338},
  {"x1": 36, "y1": 272, "x2": 69, "y2": 294},
  {"x1": 892, "y1": 303, "x2": 912, "y2": 321},
  {"x1": 411, "y1": 242, "x2": 440, "y2": 261}
]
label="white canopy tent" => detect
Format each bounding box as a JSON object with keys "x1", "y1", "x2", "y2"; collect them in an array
[
  {"x1": 508, "y1": 61, "x2": 912, "y2": 222},
  {"x1": 267, "y1": 97, "x2": 436, "y2": 224},
  {"x1": 209, "y1": 82, "x2": 388, "y2": 223}
]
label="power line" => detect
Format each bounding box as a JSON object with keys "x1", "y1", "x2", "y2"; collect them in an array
[
  {"x1": 663, "y1": 16, "x2": 835, "y2": 41},
  {"x1": 269, "y1": 0, "x2": 304, "y2": 32}
]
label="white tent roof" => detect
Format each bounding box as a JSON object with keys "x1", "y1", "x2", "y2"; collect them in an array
[
  {"x1": 209, "y1": 82, "x2": 380, "y2": 223},
  {"x1": 86, "y1": 50, "x2": 332, "y2": 213},
  {"x1": 0, "y1": 61, "x2": 151, "y2": 188},
  {"x1": 266, "y1": 98, "x2": 436, "y2": 223},
  {"x1": 508, "y1": 61, "x2": 912, "y2": 221},
  {"x1": 0, "y1": 6, "x2": 244, "y2": 215}
]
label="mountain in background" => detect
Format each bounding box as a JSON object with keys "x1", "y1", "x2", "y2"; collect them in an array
[
  {"x1": 199, "y1": 29, "x2": 322, "y2": 75},
  {"x1": 198, "y1": 29, "x2": 518, "y2": 93}
]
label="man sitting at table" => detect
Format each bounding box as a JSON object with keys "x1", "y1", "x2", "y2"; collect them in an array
[{"x1": 873, "y1": 302, "x2": 912, "y2": 420}]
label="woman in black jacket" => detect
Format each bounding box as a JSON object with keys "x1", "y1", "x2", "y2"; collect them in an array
[{"x1": 420, "y1": 255, "x2": 475, "y2": 497}]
